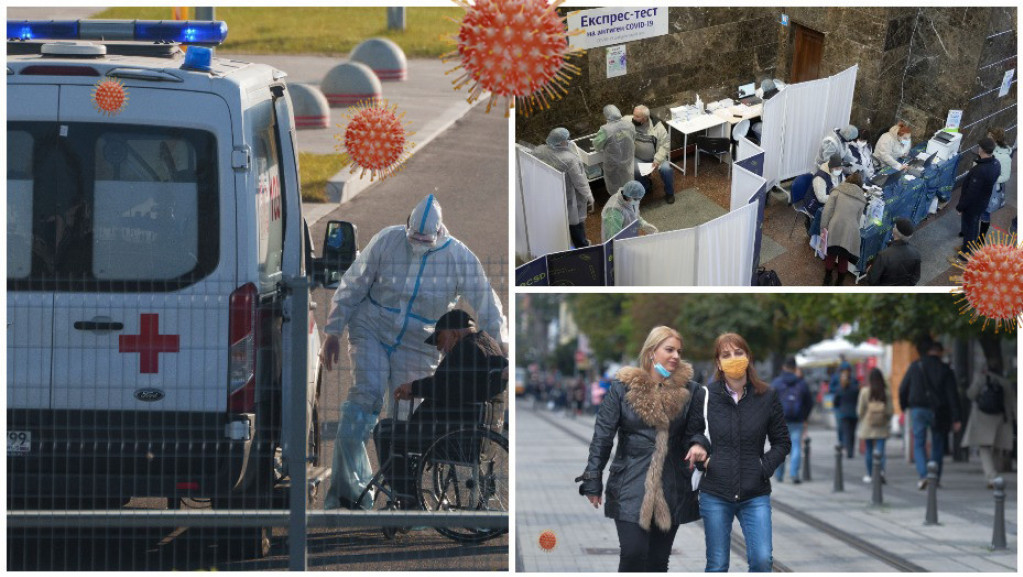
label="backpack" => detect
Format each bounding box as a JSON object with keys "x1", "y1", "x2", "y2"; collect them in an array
[
  {"x1": 865, "y1": 399, "x2": 887, "y2": 428},
  {"x1": 780, "y1": 381, "x2": 805, "y2": 421},
  {"x1": 976, "y1": 376, "x2": 1005, "y2": 415},
  {"x1": 756, "y1": 267, "x2": 782, "y2": 286}
]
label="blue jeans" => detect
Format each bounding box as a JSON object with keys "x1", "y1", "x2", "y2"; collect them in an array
[
  {"x1": 961, "y1": 210, "x2": 982, "y2": 254},
  {"x1": 863, "y1": 438, "x2": 887, "y2": 477},
  {"x1": 634, "y1": 161, "x2": 675, "y2": 198},
  {"x1": 909, "y1": 407, "x2": 945, "y2": 480},
  {"x1": 774, "y1": 422, "x2": 803, "y2": 481},
  {"x1": 700, "y1": 493, "x2": 773, "y2": 572}
]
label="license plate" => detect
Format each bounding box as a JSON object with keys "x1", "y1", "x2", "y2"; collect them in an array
[{"x1": 7, "y1": 431, "x2": 31, "y2": 455}]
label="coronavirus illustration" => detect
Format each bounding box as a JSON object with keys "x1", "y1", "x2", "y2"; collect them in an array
[
  {"x1": 335, "y1": 100, "x2": 416, "y2": 182},
  {"x1": 92, "y1": 78, "x2": 129, "y2": 116},
  {"x1": 538, "y1": 529, "x2": 557, "y2": 551},
  {"x1": 951, "y1": 229, "x2": 1023, "y2": 333},
  {"x1": 443, "y1": 0, "x2": 584, "y2": 116}
]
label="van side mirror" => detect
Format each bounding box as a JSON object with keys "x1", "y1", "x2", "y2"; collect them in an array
[{"x1": 317, "y1": 220, "x2": 357, "y2": 288}]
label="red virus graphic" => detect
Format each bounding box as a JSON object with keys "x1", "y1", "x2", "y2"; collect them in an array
[
  {"x1": 951, "y1": 229, "x2": 1023, "y2": 333},
  {"x1": 538, "y1": 529, "x2": 557, "y2": 551},
  {"x1": 335, "y1": 100, "x2": 415, "y2": 182},
  {"x1": 443, "y1": 0, "x2": 584, "y2": 116},
  {"x1": 92, "y1": 78, "x2": 129, "y2": 116}
]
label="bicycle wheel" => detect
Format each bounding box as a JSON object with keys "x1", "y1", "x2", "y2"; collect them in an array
[{"x1": 416, "y1": 428, "x2": 508, "y2": 543}]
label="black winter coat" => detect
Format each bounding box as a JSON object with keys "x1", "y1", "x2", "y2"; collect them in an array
[
  {"x1": 578, "y1": 365, "x2": 701, "y2": 530},
  {"x1": 956, "y1": 156, "x2": 1000, "y2": 215},
  {"x1": 867, "y1": 240, "x2": 922, "y2": 286},
  {"x1": 685, "y1": 381, "x2": 790, "y2": 503},
  {"x1": 898, "y1": 356, "x2": 961, "y2": 432}
]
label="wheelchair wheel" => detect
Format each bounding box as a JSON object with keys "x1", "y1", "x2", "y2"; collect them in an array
[{"x1": 416, "y1": 428, "x2": 508, "y2": 543}]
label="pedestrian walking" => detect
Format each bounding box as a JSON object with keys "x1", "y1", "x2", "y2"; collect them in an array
[
  {"x1": 856, "y1": 368, "x2": 893, "y2": 483},
  {"x1": 576, "y1": 326, "x2": 701, "y2": 572},
  {"x1": 771, "y1": 357, "x2": 814, "y2": 483},
  {"x1": 684, "y1": 333, "x2": 791, "y2": 572},
  {"x1": 898, "y1": 339, "x2": 962, "y2": 489},
  {"x1": 961, "y1": 358, "x2": 1016, "y2": 488},
  {"x1": 832, "y1": 364, "x2": 860, "y2": 459}
]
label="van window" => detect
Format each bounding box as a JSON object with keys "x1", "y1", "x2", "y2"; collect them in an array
[
  {"x1": 251, "y1": 107, "x2": 284, "y2": 293},
  {"x1": 6, "y1": 122, "x2": 219, "y2": 292}
]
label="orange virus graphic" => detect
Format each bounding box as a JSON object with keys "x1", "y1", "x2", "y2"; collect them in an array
[
  {"x1": 92, "y1": 78, "x2": 129, "y2": 116},
  {"x1": 538, "y1": 529, "x2": 557, "y2": 551},
  {"x1": 952, "y1": 229, "x2": 1023, "y2": 332},
  {"x1": 335, "y1": 100, "x2": 415, "y2": 182},
  {"x1": 443, "y1": 0, "x2": 584, "y2": 116}
]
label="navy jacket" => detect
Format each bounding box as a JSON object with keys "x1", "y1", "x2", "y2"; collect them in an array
[
  {"x1": 771, "y1": 371, "x2": 814, "y2": 423},
  {"x1": 956, "y1": 156, "x2": 1000, "y2": 215}
]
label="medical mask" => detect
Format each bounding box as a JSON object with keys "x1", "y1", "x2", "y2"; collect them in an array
[
  {"x1": 720, "y1": 357, "x2": 749, "y2": 379},
  {"x1": 633, "y1": 119, "x2": 644, "y2": 127},
  {"x1": 629, "y1": 199, "x2": 641, "y2": 211},
  {"x1": 831, "y1": 169, "x2": 842, "y2": 177},
  {"x1": 410, "y1": 241, "x2": 433, "y2": 256},
  {"x1": 900, "y1": 138, "x2": 911, "y2": 145},
  {"x1": 653, "y1": 363, "x2": 672, "y2": 378}
]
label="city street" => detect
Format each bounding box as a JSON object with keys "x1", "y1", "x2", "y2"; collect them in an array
[{"x1": 516, "y1": 399, "x2": 1017, "y2": 572}]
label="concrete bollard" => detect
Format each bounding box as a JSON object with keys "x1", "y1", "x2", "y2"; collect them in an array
[
  {"x1": 288, "y1": 83, "x2": 331, "y2": 130},
  {"x1": 833, "y1": 443, "x2": 844, "y2": 492},
  {"x1": 991, "y1": 477, "x2": 1007, "y2": 550},
  {"x1": 924, "y1": 461, "x2": 939, "y2": 525},
  {"x1": 350, "y1": 38, "x2": 408, "y2": 82},
  {"x1": 802, "y1": 437, "x2": 812, "y2": 481},
  {"x1": 870, "y1": 449, "x2": 883, "y2": 506},
  {"x1": 321, "y1": 61, "x2": 382, "y2": 108},
  {"x1": 386, "y1": 7, "x2": 406, "y2": 31}
]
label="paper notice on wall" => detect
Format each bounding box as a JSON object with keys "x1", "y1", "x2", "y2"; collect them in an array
[
  {"x1": 637, "y1": 162, "x2": 654, "y2": 176},
  {"x1": 945, "y1": 109, "x2": 963, "y2": 130},
  {"x1": 999, "y1": 69, "x2": 1015, "y2": 98},
  {"x1": 606, "y1": 44, "x2": 627, "y2": 78}
]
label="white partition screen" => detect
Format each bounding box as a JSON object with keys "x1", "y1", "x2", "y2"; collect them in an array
[
  {"x1": 761, "y1": 89, "x2": 787, "y2": 190},
  {"x1": 614, "y1": 228, "x2": 698, "y2": 286},
  {"x1": 730, "y1": 159, "x2": 765, "y2": 212},
  {"x1": 515, "y1": 145, "x2": 571, "y2": 260},
  {"x1": 824, "y1": 65, "x2": 858, "y2": 145},
  {"x1": 697, "y1": 201, "x2": 759, "y2": 286}
]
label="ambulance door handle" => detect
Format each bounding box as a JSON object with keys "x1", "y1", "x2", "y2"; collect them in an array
[{"x1": 74, "y1": 318, "x2": 124, "y2": 332}]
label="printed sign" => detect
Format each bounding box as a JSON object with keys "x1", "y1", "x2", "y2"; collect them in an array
[
  {"x1": 546, "y1": 245, "x2": 606, "y2": 286},
  {"x1": 607, "y1": 44, "x2": 627, "y2": 78},
  {"x1": 999, "y1": 69, "x2": 1015, "y2": 98},
  {"x1": 567, "y1": 7, "x2": 668, "y2": 50},
  {"x1": 945, "y1": 109, "x2": 963, "y2": 130},
  {"x1": 780, "y1": 14, "x2": 789, "y2": 26},
  {"x1": 515, "y1": 255, "x2": 549, "y2": 287}
]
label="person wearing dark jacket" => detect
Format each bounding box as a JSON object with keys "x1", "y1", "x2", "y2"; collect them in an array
[
  {"x1": 956, "y1": 137, "x2": 1001, "y2": 258},
  {"x1": 867, "y1": 217, "x2": 921, "y2": 286},
  {"x1": 376, "y1": 310, "x2": 507, "y2": 505},
  {"x1": 898, "y1": 339, "x2": 962, "y2": 489},
  {"x1": 770, "y1": 357, "x2": 814, "y2": 483},
  {"x1": 684, "y1": 333, "x2": 790, "y2": 572},
  {"x1": 576, "y1": 326, "x2": 700, "y2": 572},
  {"x1": 832, "y1": 365, "x2": 861, "y2": 459}
]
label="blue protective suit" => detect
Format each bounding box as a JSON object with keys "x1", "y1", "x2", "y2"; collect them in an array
[{"x1": 323, "y1": 194, "x2": 507, "y2": 509}]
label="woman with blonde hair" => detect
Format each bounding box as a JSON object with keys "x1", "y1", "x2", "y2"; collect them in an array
[
  {"x1": 684, "y1": 333, "x2": 790, "y2": 572},
  {"x1": 576, "y1": 326, "x2": 700, "y2": 572}
]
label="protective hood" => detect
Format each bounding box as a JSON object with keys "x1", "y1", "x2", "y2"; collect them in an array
[
  {"x1": 621, "y1": 180, "x2": 646, "y2": 199},
  {"x1": 603, "y1": 104, "x2": 623, "y2": 122},
  {"x1": 546, "y1": 127, "x2": 571, "y2": 149},
  {"x1": 406, "y1": 194, "x2": 449, "y2": 250},
  {"x1": 838, "y1": 125, "x2": 858, "y2": 142}
]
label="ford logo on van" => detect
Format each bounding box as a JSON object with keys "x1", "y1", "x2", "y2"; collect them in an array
[{"x1": 135, "y1": 389, "x2": 165, "y2": 402}]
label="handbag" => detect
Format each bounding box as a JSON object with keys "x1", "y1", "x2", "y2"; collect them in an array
[
  {"x1": 691, "y1": 386, "x2": 710, "y2": 491},
  {"x1": 986, "y1": 184, "x2": 1006, "y2": 214}
]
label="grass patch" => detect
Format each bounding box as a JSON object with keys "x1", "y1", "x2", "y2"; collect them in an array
[
  {"x1": 94, "y1": 7, "x2": 462, "y2": 57},
  {"x1": 299, "y1": 152, "x2": 348, "y2": 203}
]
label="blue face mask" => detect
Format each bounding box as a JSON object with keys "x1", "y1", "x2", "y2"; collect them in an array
[{"x1": 654, "y1": 363, "x2": 672, "y2": 378}]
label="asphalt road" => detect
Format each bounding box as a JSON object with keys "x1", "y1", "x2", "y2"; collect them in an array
[{"x1": 7, "y1": 104, "x2": 510, "y2": 572}]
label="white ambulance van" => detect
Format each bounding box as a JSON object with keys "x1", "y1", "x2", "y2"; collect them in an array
[{"x1": 6, "y1": 20, "x2": 355, "y2": 556}]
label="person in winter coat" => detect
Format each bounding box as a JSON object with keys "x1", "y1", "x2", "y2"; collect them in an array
[
  {"x1": 601, "y1": 180, "x2": 659, "y2": 242},
  {"x1": 961, "y1": 358, "x2": 1017, "y2": 488},
  {"x1": 873, "y1": 122, "x2": 913, "y2": 171},
  {"x1": 770, "y1": 357, "x2": 814, "y2": 484},
  {"x1": 808, "y1": 154, "x2": 844, "y2": 217},
  {"x1": 820, "y1": 171, "x2": 868, "y2": 286},
  {"x1": 832, "y1": 365, "x2": 861, "y2": 459},
  {"x1": 623, "y1": 105, "x2": 676, "y2": 203},
  {"x1": 956, "y1": 137, "x2": 1001, "y2": 259},
  {"x1": 898, "y1": 339, "x2": 962, "y2": 489},
  {"x1": 576, "y1": 326, "x2": 700, "y2": 572},
  {"x1": 856, "y1": 368, "x2": 893, "y2": 483},
  {"x1": 684, "y1": 333, "x2": 790, "y2": 573},
  {"x1": 866, "y1": 217, "x2": 921, "y2": 286},
  {"x1": 593, "y1": 104, "x2": 636, "y2": 198},
  {"x1": 979, "y1": 127, "x2": 1014, "y2": 239},
  {"x1": 532, "y1": 127, "x2": 596, "y2": 248}
]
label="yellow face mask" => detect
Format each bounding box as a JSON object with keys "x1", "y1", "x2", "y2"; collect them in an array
[{"x1": 720, "y1": 357, "x2": 749, "y2": 379}]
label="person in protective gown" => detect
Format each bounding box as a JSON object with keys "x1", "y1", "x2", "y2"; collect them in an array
[
  {"x1": 601, "y1": 180, "x2": 658, "y2": 242},
  {"x1": 319, "y1": 194, "x2": 508, "y2": 509},
  {"x1": 593, "y1": 104, "x2": 636, "y2": 197}
]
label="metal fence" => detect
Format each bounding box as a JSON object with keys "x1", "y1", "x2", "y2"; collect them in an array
[{"x1": 8, "y1": 273, "x2": 508, "y2": 571}]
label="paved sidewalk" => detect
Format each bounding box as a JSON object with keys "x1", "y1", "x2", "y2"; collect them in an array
[{"x1": 516, "y1": 399, "x2": 1017, "y2": 572}]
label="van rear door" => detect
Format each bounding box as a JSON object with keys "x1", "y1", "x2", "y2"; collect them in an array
[{"x1": 47, "y1": 85, "x2": 234, "y2": 413}]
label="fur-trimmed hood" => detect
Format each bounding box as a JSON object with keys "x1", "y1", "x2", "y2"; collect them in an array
[{"x1": 617, "y1": 363, "x2": 693, "y2": 431}]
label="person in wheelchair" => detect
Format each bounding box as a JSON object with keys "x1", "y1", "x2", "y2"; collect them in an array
[{"x1": 373, "y1": 309, "x2": 508, "y2": 509}]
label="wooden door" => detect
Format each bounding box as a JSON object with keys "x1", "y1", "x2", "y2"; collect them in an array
[{"x1": 792, "y1": 23, "x2": 825, "y2": 83}]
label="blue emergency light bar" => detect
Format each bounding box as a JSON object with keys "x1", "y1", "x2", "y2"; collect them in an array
[{"x1": 7, "y1": 20, "x2": 228, "y2": 46}]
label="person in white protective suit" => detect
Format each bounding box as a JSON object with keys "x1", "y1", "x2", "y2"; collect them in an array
[
  {"x1": 319, "y1": 194, "x2": 508, "y2": 510},
  {"x1": 815, "y1": 125, "x2": 858, "y2": 169},
  {"x1": 592, "y1": 104, "x2": 636, "y2": 197},
  {"x1": 601, "y1": 180, "x2": 658, "y2": 242},
  {"x1": 532, "y1": 127, "x2": 596, "y2": 248}
]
